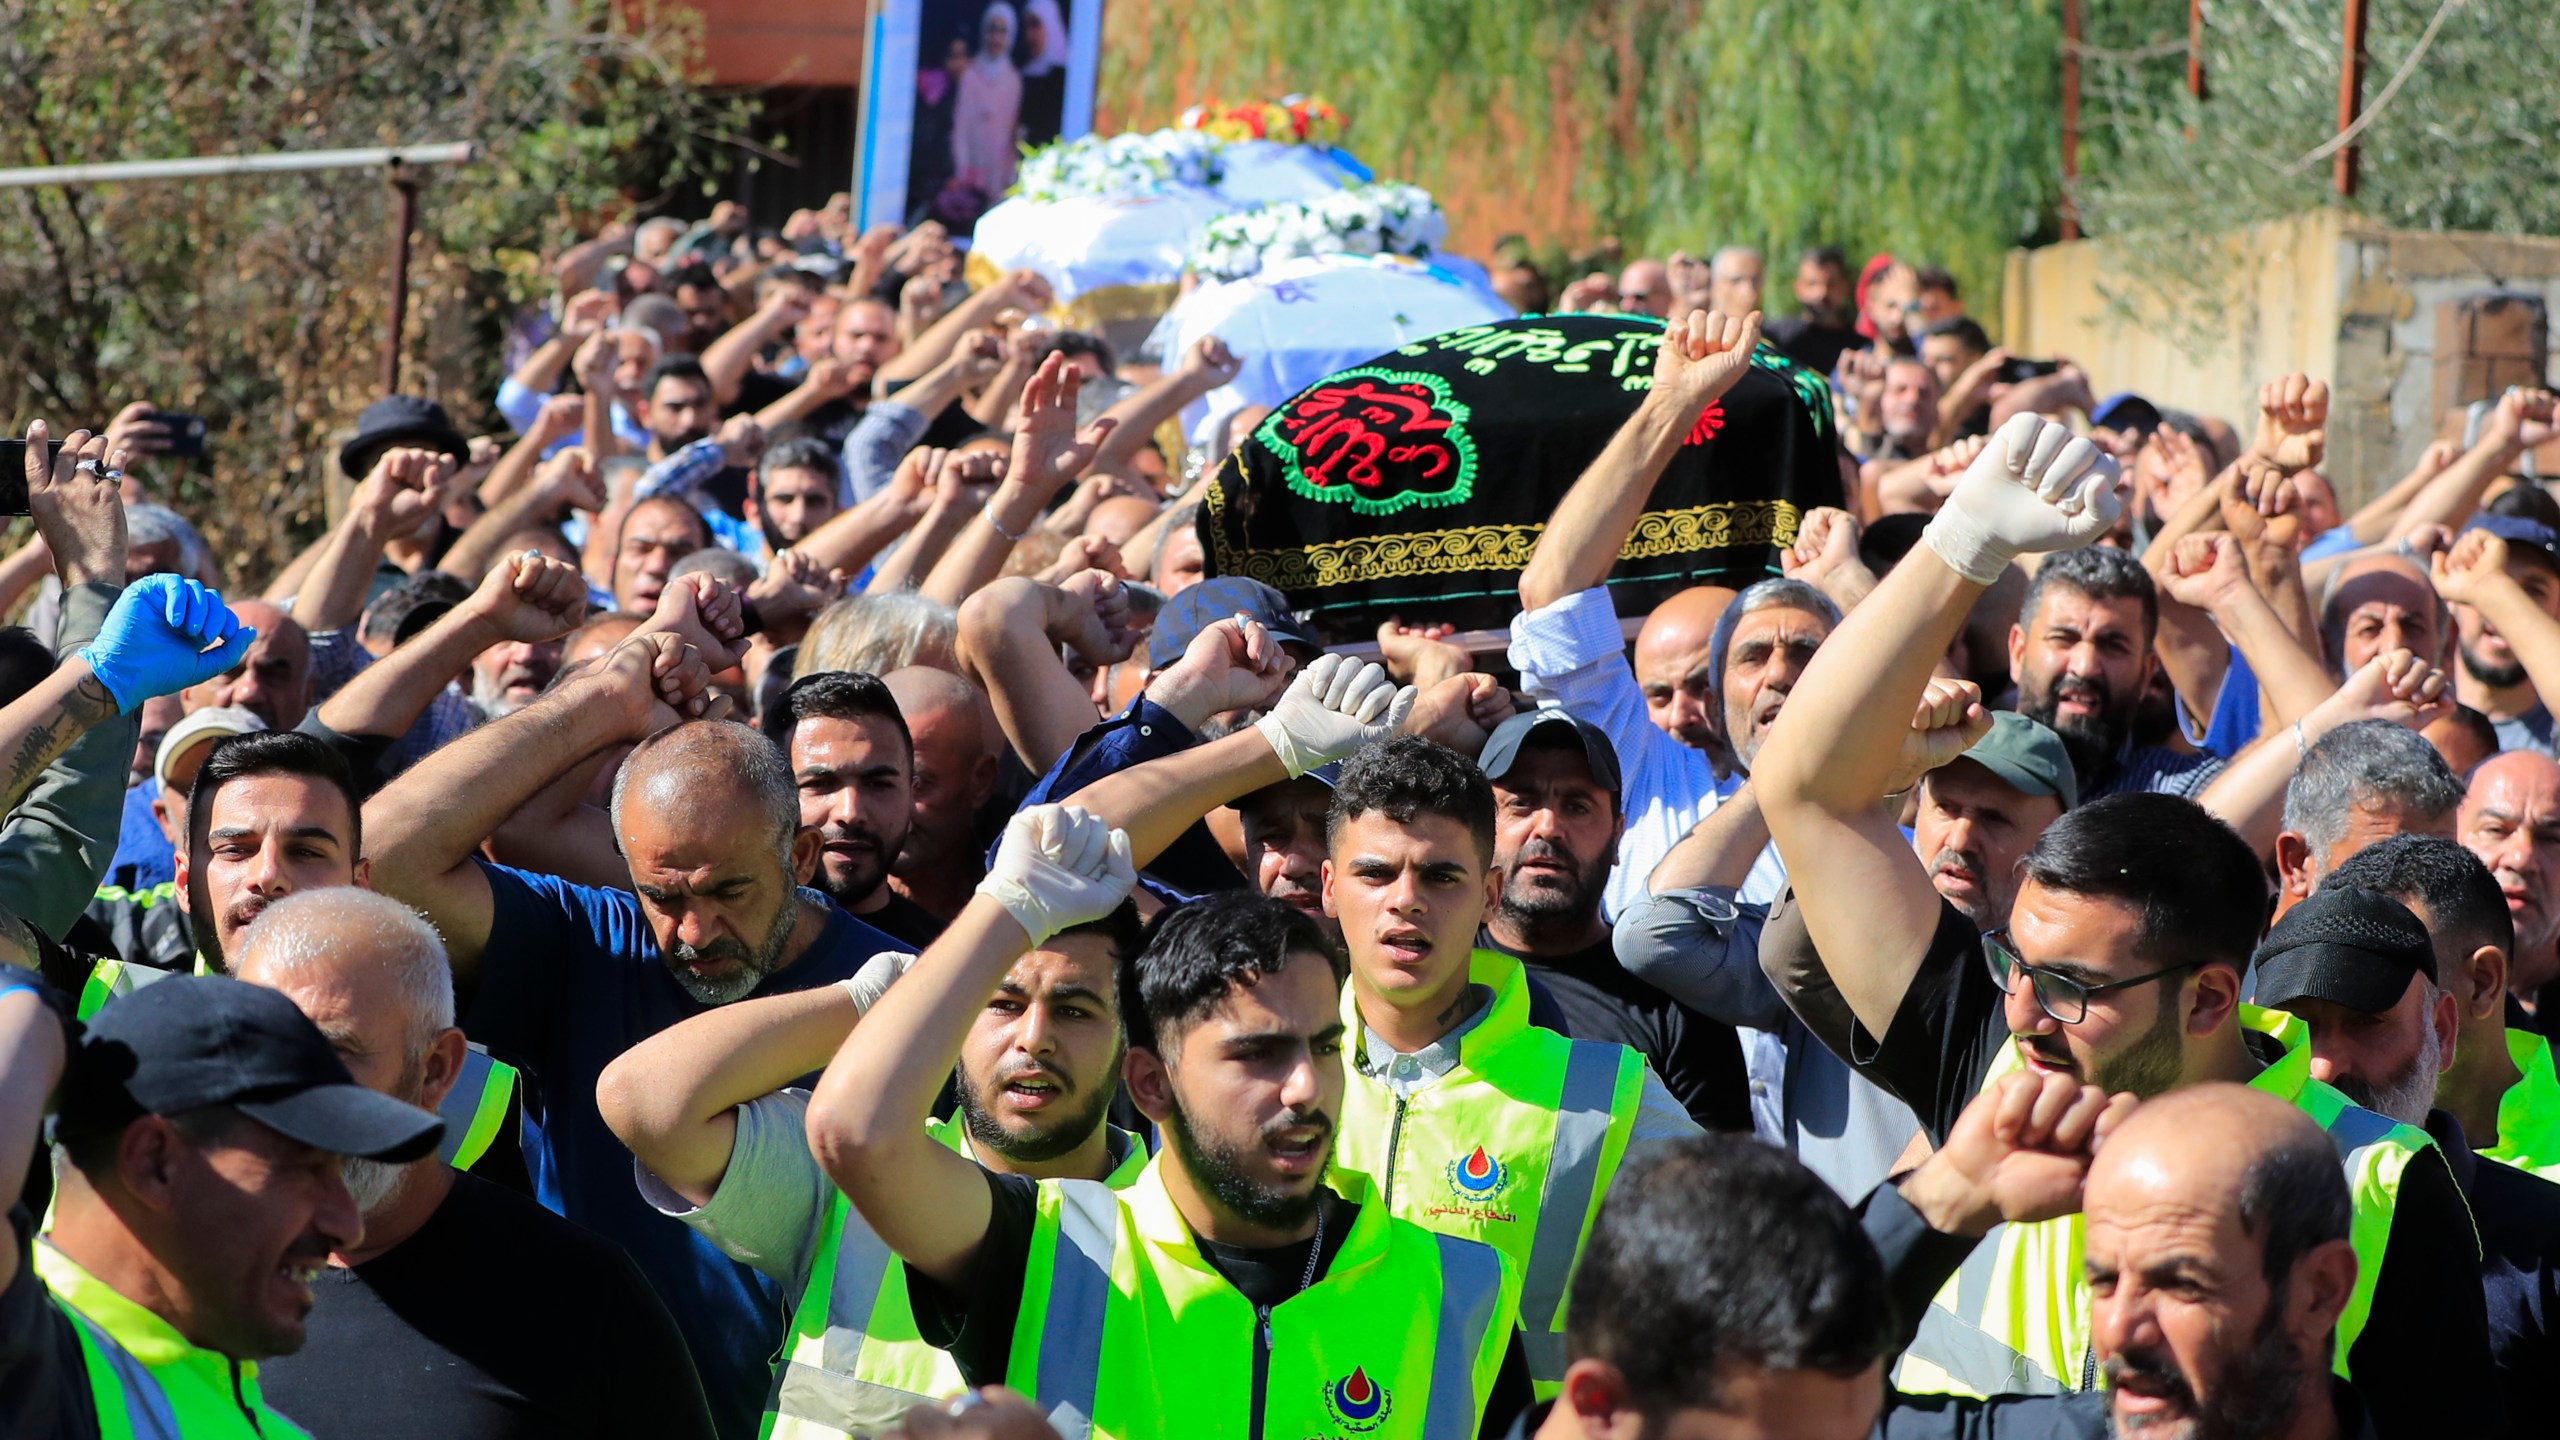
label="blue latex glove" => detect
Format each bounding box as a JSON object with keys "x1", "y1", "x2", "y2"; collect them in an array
[{"x1": 76, "y1": 574, "x2": 256, "y2": 714}]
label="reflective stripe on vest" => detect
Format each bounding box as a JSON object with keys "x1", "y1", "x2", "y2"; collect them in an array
[
  {"x1": 1423, "y1": 1233, "x2": 1507, "y2": 1440},
  {"x1": 1894, "y1": 1005, "x2": 2433, "y2": 1400},
  {"x1": 765, "y1": 1119, "x2": 1147, "y2": 1440},
  {"x1": 62, "y1": 1306, "x2": 185, "y2": 1440},
  {"x1": 1333, "y1": 950, "x2": 1648, "y2": 1392},
  {"x1": 1515, "y1": 1040, "x2": 1621, "y2": 1382},
  {"x1": 1008, "y1": 1164, "x2": 1518, "y2": 1440},
  {"x1": 436, "y1": 1044, "x2": 515, "y2": 1171}
]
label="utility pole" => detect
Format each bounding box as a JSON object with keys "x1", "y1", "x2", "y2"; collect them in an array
[{"x1": 2335, "y1": 0, "x2": 2370, "y2": 197}]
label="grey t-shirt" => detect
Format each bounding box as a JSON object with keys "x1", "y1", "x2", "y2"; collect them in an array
[{"x1": 2495, "y1": 703, "x2": 2557, "y2": 758}]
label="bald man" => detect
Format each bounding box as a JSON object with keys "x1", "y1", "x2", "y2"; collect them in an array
[
  {"x1": 2462, "y1": 749, "x2": 2560, "y2": 1016},
  {"x1": 1632, "y1": 585, "x2": 1737, "y2": 763},
  {"x1": 237, "y1": 889, "x2": 716, "y2": 1440},
  {"x1": 1862, "y1": 1084, "x2": 2382, "y2": 1440},
  {"x1": 180, "y1": 598, "x2": 312, "y2": 730},
  {"x1": 1616, "y1": 259, "x2": 1672, "y2": 319},
  {"x1": 881, "y1": 665, "x2": 1000, "y2": 920},
  {"x1": 1707, "y1": 246, "x2": 1763, "y2": 319},
  {"x1": 365, "y1": 633, "x2": 909, "y2": 1437}
]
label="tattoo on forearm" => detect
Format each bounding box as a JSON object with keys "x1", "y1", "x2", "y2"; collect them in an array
[{"x1": 0, "y1": 675, "x2": 115, "y2": 815}]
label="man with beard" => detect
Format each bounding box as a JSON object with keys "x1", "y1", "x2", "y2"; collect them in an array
[
  {"x1": 2232, "y1": 879, "x2": 2560, "y2": 1435},
  {"x1": 600, "y1": 897, "x2": 1145, "y2": 1438},
  {"x1": 1753, "y1": 411, "x2": 2489, "y2": 1430},
  {"x1": 1, "y1": 971, "x2": 442, "y2": 1440},
  {"x1": 1854, "y1": 1086, "x2": 2390, "y2": 1440},
  {"x1": 2323, "y1": 836, "x2": 2560, "y2": 1181},
  {"x1": 2460, "y1": 750, "x2": 2560, "y2": 1025},
  {"x1": 1765, "y1": 244, "x2": 1857, "y2": 379},
  {"x1": 1472, "y1": 708, "x2": 1748, "y2": 1131},
  {"x1": 2431, "y1": 516, "x2": 2560, "y2": 756},
  {"x1": 1511, "y1": 307, "x2": 1779, "y2": 917},
  {"x1": 237, "y1": 890, "x2": 714, "y2": 1440},
  {"x1": 765, "y1": 670, "x2": 943, "y2": 947},
  {"x1": 2009, "y1": 543, "x2": 2224, "y2": 800},
  {"x1": 750, "y1": 439, "x2": 846, "y2": 558},
  {"x1": 365, "y1": 632, "x2": 906, "y2": 1438},
  {"x1": 808, "y1": 816, "x2": 1526, "y2": 1438}
]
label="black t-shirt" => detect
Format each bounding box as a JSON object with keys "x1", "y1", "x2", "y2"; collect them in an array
[
  {"x1": 909, "y1": 1173, "x2": 1528, "y2": 1438},
  {"x1": 1855, "y1": 896, "x2": 2497, "y2": 1437},
  {"x1": 854, "y1": 888, "x2": 945, "y2": 950},
  {"x1": 732, "y1": 371, "x2": 865, "y2": 448},
  {"x1": 2431, "y1": 1112, "x2": 2560, "y2": 1435},
  {"x1": 0, "y1": 1207, "x2": 94, "y2": 1440},
  {"x1": 1763, "y1": 315, "x2": 1859, "y2": 382},
  {"x1": 256, "y1": 1173, "x2": 715, "y2": 1440},
  {"x1": 1484, "y1": 933, "x2": 1749, "y2": 1132}
]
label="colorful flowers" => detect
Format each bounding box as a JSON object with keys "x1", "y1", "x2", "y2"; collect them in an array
[
  {"x1": 1178, "y1": 96, "x2": 1348, "y2": 149},
  {"x1": 1188, "y1": 183, "x2": 1447, "y2": 283}
]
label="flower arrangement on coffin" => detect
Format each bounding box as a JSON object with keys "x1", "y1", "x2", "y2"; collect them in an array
[
  {"x1": 1187, "y1": 183, "x2": 1447, "y2": 284},
  {"x1": 1178, "y1": 95, "x2": 1349, "y2": 149},
  {"x1": 1012, "y1": 129, "x2": 1227, "y2": 204}
]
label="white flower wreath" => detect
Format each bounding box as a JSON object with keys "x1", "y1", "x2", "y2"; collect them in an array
[
  {"x1": 1012, "y1": 129, "x2": 1229, "y2": 204},
  {"x1": 1188, "y1": 183, "x2": 1446, "y2": 283}
]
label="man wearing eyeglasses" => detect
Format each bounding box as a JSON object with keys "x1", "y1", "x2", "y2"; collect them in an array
[{"x1": 1750, "y1": 412, "x2": 2493, "y2": 1436}]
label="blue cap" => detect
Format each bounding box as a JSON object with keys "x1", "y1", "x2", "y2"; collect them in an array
[
  {"x1": 2462, "y1": 512, "x2": 2560, "y2": 577},
  {"x1": 1147, "y1": 576, "x2": 1318, "y2": 671},
  {"x1": 2090, "y1": 392, "x2": 2162, "y2": 435}
]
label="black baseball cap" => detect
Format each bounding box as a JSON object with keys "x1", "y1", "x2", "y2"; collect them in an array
[
  {"x1": 1147, "y1": 576, "x2": 1318, "y2": 671},
  {"x1": 338, "y1": 395, "x2": 468, "y2": 479},
  {"x1": 2252, "y1": 886, "x2": 2437, "y2": 1016},
  {"x1": 1479, "y1": 708, "x2": 1623, "y2": 798},
  {"x1": 61, "y1": 975, "x2": 442, "y2": 1162}
]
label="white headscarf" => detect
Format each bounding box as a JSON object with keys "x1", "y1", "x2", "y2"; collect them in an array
[
  {"x1": 1018, "y1": 0, "x2": 1070, "y2": 77},
  {"x1": 975, "y1": 2, "x2": 1018, "y2": 73}
]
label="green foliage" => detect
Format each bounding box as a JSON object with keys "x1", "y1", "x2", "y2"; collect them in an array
[
  {"x1": 2075, "y1": 0, "x2": 2560, "y2": 331},
  {"x1": 1105, "y1": 0, "x2": 2072, "y2": 308},
  {"x1": 0, "y1": 0, "x2": 751, "y2": 582}
]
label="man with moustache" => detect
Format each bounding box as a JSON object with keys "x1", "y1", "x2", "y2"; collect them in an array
[
  {"x1": 2435, "y1": 516, "x2": 2560, "y2": 755},
  {"x1": 806, "y1": 812, "x2": 1526, "y2": 1438},
  {"x1": 601, "y1": 893, "x2": 1146, "y2": 1438},
  {"x1": 365, "y1": 633, "x2": 906, "y2": 1437},
  {"x1": 1509, "y1": 307, "x2": 1788, "y2": 917},
  {"x1": 236, "y1": 889, "x2": 714, "y2": 1440},
  {"x1": 2461, "y1": 749, "x2": 2560, "y2": 1027},
  {"x1": 1753, "y1": 411, "x2": 2488, "y2": 1429},
  {"x1": 0, "y1": 972, "x2": 443, "y2": 1440},
  {"x1": 2270, "y1": 721, "x2": 2464, "y2": 919},
  {"x1": 765, "y1": 671, "x2": 944, "y2": 947},
  {"x1": 2009, "y1": 544, "x2": 2224, "y2": 800},
  {"x1": 1470, "y1": 708, "x2": 1748, "y2": 1131}
]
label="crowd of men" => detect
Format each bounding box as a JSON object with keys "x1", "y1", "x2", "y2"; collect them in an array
[{"x1": 4, "y1": 193, "x2": 2560, "y2": 1440}]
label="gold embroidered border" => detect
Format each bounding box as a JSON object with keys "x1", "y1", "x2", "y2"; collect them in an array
[{"x1": 1206, "y1": 492, "x2": 1801, "y2": 592}]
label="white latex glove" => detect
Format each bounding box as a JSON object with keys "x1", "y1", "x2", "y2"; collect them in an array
[
  {"x1": 837, "y1": 950, "x2": 920, "y2": 1015},
  {"x1": 1253, "y1": 652, "x2": 1418, "y2": 778},
  {"x1": 975, "y1": 804, "x2": 1137, "y2": 945},
  {"x1": 1921, "y1": 413, "x2": 2124, "y2": 584}
]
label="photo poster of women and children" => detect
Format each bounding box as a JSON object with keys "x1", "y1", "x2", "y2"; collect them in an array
[{"x1": 855, "y1": 0, "x2": 1106, "y2": 233}]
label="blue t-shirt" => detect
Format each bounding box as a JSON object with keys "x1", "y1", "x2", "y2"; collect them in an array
[
  {"x1": 107, "y1": 779, "x2": 175, "y2": 892},
  {"x1": 462, "y1": 860, "x2": 906, "y2": 1439}
]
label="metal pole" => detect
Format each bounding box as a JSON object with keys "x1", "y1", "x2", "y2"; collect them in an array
[
  {"x1": 2061, "y1": 0, "x2": 2082, "y2": 239},
  {"x1": 0, "y1": 141, "x2": 473, "y2": 190},
  {"x1": 2335, "y1": 0, "x2": 2370, "y2": 197},
  {"x1": 383, "y1": 168, "x2": 420, "y2": 397},
  {"x1": 2188, "y1": 0, "x2": 2208, "y2": 100}
]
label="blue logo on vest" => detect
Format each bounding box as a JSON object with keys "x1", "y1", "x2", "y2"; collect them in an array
[
  {"x1": 1432, "y1": 1144, "x2": 1518, "y2": 1223},
  {"x1": 1324, "y1": 1366, "x2": 1394, "y2": 1432}
]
